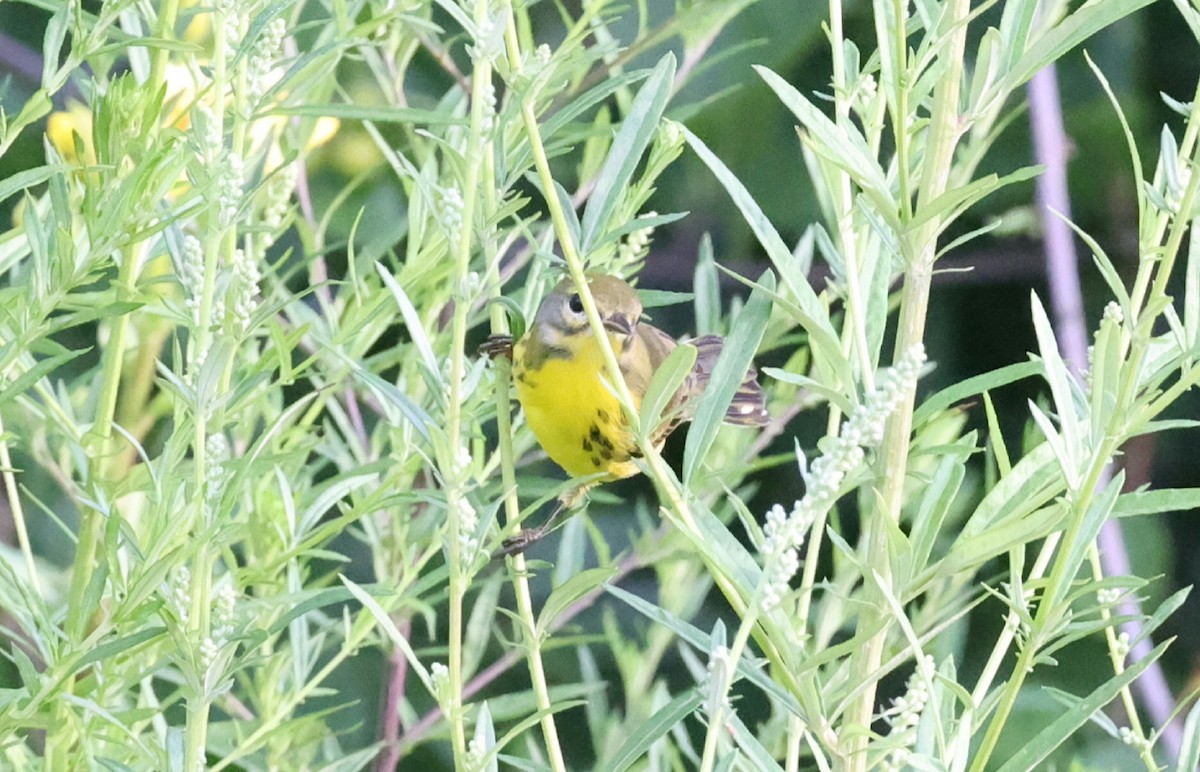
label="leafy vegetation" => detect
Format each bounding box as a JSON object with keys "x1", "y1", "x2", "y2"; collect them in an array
[{"x1": 0, "y1": 0, "x2": 1197, "y2": 769}]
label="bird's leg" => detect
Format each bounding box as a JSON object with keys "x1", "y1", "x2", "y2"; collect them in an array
[
  {"x1": 493, "y1": 485, "x2": 588, "y2": 558},
  {"x1": 478, "y1": 334, "x2": 513, "y2": 360}
]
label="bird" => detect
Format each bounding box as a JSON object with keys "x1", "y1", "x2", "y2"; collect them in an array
[{"x1": 483, "y1": 272, "x2": 769, "y2": 552}]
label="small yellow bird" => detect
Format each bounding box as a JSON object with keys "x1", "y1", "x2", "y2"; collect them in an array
[{"x1": 485, "y1": 273, "x2": 768, "y2": 550}]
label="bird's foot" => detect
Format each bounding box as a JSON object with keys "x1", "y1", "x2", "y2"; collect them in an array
[{"x1": 478, "y1": 334, "x2": 514, "y2": 360}]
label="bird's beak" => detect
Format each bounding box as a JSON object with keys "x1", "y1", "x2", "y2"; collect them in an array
[{"x1": 603, "y1": 313, "x2": 636, "y2": 337}]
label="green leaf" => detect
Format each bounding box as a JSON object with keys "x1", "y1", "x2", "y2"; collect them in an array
[
  {"x1": 0, "y1": 349, "x2": 87, "y2": 406},
  {"x1": 761, "y1": 366, "x2": 854, "y2": 415},
  {"x1": 1132, "y1": 587, "x2": 1191, "y2": 650},
  {"x1": 605, "y1": 211, "x2": 688, "y2": 246},
  {"x1": 599, "y1": 689, "x2": 703, "y2": 772},
  {"x1": 265, "y1": 102, "x2": 467, "y2": 126},
  {"x1": 298, "y1": 471, "x2": 376, "y2": 533},
  {"x1": 1186, "y1": 225, "x2": 1200, "y2": 351},
  {"x1": 464, "y1": 574, "x2": 503, "y2": 683},
  {"x1": 997, "y1": 0, "x2": 1038, "y2": 74},
  {"x1": 694, "y1": 235, "x2": 720, "y2": 335},
  {"x1": 0, "y1": 166, "x2": 60, "y2": 208},
  {"x1": 682, "y1": 272, "x2": 773, "y2": 484},
  {"x1": 1114, "y1": 487, "x2": 1200, "y2": 517},
  {"x1": 352, "y1": 367, "x2": 433, "y2": 441},
  {"x1": 341, "y1": 576, "x2": 436, "y2": 699},
  {"x1": 376, "y1": 263, "x2": 439, "y2": 382},
  {"x1": 73, "y1": 626, "x2": 165, "y2": 672},
  {"x1": 637, "y1": 289, "x2": 694, "y2": 309},
  {"x1": 754, "y1": 66, "x2": 890, "y2": 206},
  {"x1": 1030, "y1": 292, "x2": 1083, "y2": 484},
  {"x1": 604, "y1": 583, "x2": 805, "y2": 720},
  {"x1": 1178, "y1": 697, "x2": 1200, "y2": 772},
  {"x1": 1002, "y1": 0, "x2": 1158, "y2": 93},
  {"x1": 1052, "y1": 472, "x2": 1123, "y2": 610},
  {"x1": 993, "y1": 640, "x2": 1170, "y2": 772},
  {"x1": 639, "y1": 342, "x2": 696, "y2": 436},
  {"x1": 474, "y1": 702, "x2": 498, "y2": 772},
  {"x1": 907, "y1": 437, "x2": 970, "y2": 577},
  {"x1": 727, "y1": 711, "x2": 786, "y2": 771},
  {"x1": 536, "y1": 565, "x2": 619, "y2": 638},
  {"x1": 956, "y1": 442, "x2": 1063, "y2": 543},
  {"x1": 682, "y1": 127, "x2": 843, "y2": 378},
  {"x1": 580, "y1": 54, "x2": 675, "y2": 254},
  {"x1": 904, "y1": 167, "x2": 1042, "y2": 236}
]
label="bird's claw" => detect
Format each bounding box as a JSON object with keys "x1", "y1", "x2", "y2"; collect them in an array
[
  {"x1": 478, "y1": 334, "x2": 514, "y2": 360},
  {"x1": 492, "y1": 526, "x2": 549, "y2": 559}
]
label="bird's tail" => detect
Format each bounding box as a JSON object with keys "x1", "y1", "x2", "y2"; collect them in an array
[{"x1": 688, "y1": 335, "x2": 770, "y2": 427}]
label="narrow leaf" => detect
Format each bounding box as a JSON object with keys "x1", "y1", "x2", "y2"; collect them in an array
[
  {"x1": 683, "y1": 272, "x2": 773, "y2": 484},
  {"x1": 599, "y1": 689, "x2": 703, "y2": 772},
  {"x1": 682, "y1": 127, "x2": 843, "y2": 374},
  {"x1": 639, "y1": 342, "x2": 696, "y2": 435},
  {"x1": 1178, "y1": 697, "x2": 1200, "y2": 772},
  {"x1": 537, "y1": 566, "x2": 619, "y2": 638},
  {"x1": 993, "y1": 640, "x2": 1170, "y2": 772},
  {"x1": 376, "y1": 262, "x2": 439, "y2": 380},
  {"x1": 580, "y1": 54, "x2": 675, "y2": 253},
  {"x1": 1114, "y1": 488, "x2": 1200, "y2": 518}
]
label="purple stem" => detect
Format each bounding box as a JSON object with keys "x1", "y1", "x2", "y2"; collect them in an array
[
  {"x1": 1028, "y1": 65, "x2": 1182, "y2": 759},
  {"x1": 374, "y1": 618, "x2": 412, "y2": 772}
]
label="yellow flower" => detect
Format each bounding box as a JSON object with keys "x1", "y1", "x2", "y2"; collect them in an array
[{"x1": 45, "y1": 100, "x2": 94, "y2": 166}]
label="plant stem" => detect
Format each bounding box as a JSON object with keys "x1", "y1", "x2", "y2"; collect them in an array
[
  {"x1": 830, "y1": 0, "x2": 875, "y2": 391},
  {"x1": 184, "y1": 1, "x2": 236, "y2": 763},
  {"x1": 439, "y1": 1, "x2": 503, "y2": 761},
  {"x1": 844, "y1": 3, "x2": 969, "y2": 767},
  {"x1": 700, "y1": 599, "x2": 759, "y2": 772},
  {"x1": 481, "y1": 23, "x2": 567, "y2": 766},
  {"x1": 210, "y1": 614, "x2": 378, "y2": 772},
  {"x1": 1087, "y1": 546, "x2": 1158, "y2": 771},
  {"x1": 970, "y1": 449, "x2": 1112, "y2": 769},
  {"x1": 0, "y1": 415, "x2": 39, "y2": 594},
  {"x1": 1030, "y1": 60, "x2": 1180, "y2": 761}
]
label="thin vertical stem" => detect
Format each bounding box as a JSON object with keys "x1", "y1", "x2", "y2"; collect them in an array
[
  {"x1": 440, "y1": 0, "x2": 503, "y2": 761},
  {"x1": 844, "y1": 2, "x2": 969, "y2": 767},
  {"x1": 1029, "y1": 62, "x2": 1181, "y2": 761},
  {"x1": 0, "y1": 415, "x2": 39, "y2": 596},
  {"x1": 482, "y1": 17, "x2": 566, "y2": 766}
]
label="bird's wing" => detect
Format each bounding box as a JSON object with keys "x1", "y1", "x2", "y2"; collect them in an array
[
  {"x1": 636, "y1": 328, "x2": 770, "y2": 445},
  {"x1": 681, "y1": 335, "x2": 770, "y2": 427}
]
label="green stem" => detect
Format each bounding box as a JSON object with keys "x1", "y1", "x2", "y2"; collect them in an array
[
  {"x1": 796, "y1": 0, "x2": 859, "y2": 644},
  {"x1": 184, "y1": 2, "x2": 237, "y2": 765},
  {"x1": 148, "y1": 0, "x2": 180, "y2": 97},
  {"x1": 211, "y1": 614, "x2": 377, "y2": 772},
  {"x1": 699, "y1": 598, "x2": 759, "y2": 772},
  {"x1": 0, "y1": 415, "x2": 38, "y2": 594},
  {"x1": 1126, "y1": 75, "x2": 1200, "y2": 323},
  {"x1": 481, "y1": 81, "x2": 568, "y2": 772},
  {"x1": 974, "y1": 65, "x2": 1200, "y2": 772},
  {"x1": 1087, "y1": 546, "x2": 1158, "y2": 771},
  {"x1": 886, "y1": 0, "x2": 912, "y2": 223},
  {"x1": 439, "y1": 1, "x2": 503, "y2": 761},
  {"x1": 844, "y1": 3, "x2": 968, "y2": 767},
  {"x1": 970, "y1": 451, "x2": 1112, "y2": 769},
  {"x1": 66, "y1": 239, "x2": 140, "y2": 641}
]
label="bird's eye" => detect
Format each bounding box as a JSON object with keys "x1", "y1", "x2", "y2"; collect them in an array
[{"x1": 568, "y1": 293, "x2": 584, "y2": 314}]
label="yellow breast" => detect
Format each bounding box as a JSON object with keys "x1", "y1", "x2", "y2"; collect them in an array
[{"x1": 513, "y1": 334, "x2": 640, "y2": 479}]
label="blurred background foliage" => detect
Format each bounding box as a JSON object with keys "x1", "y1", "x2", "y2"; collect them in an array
[{"x1": 0, "y1": 0, "x2": 1197, "y2": 767}]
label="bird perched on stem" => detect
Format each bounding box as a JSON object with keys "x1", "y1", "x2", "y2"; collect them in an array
[{"x1": 482, "y1": 273, "x2": 768, "y2": 553}]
